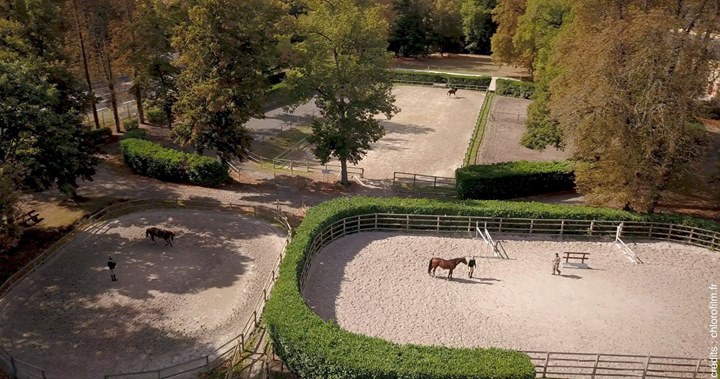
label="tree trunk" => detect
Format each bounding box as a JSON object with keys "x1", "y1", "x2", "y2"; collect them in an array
[
  {"x1": 107, "y1": 80, "x2": 121, "y2": 133},
  {"x1": 134, "y1": 82, "x2": 145, "y2": 124},
  {"x1": 340, "y1": 158, "x2": 349, "y2": 186},
  {"x1": 71, "y1": 0, "x2": 99, "y2": 129},
  {"x1": 100, "y1": 38, "x2": 121, "y2": 133}
]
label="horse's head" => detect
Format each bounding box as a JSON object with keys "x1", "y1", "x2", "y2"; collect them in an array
[{"x1": 459, "y1": 257, "x2": 468, "y2": 265}]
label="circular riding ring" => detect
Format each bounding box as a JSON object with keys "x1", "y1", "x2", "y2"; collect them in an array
[
  {"x1": 0, "y1": 206, "x2": 286, "y2": 378},
  {"x1": 303, "y1": 231, "x2": 717, "y2": 358}
]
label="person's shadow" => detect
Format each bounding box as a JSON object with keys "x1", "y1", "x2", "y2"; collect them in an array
[{"x1": 560, "y1": 274, "x2": 582, "y2": 280}]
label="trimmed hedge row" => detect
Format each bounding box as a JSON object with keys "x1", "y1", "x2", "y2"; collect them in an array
[
  {"x1": 120, "y1": 138, "x2": 228, "y2": 186},
  {"x1": 120, "y1": 129, "x2": 147, "y2": 140},
  {"x1": 390, "y1": 69, "x2": 492, "y2": 88},
  {"x1": 456, "y1": 161, "x2": 575, "y2": 200},
  {"x1": 265, "y1": 196, "x2": 720, "y2": 379},
  {"x1": 495, "y1": 79, "x2": 535, "y2": 99}
]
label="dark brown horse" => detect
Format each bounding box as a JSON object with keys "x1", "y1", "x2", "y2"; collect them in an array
[
  {"x1": 146, "y1": 227, "x2": 175, "y2": 246},
  {"x1": 428, "y1": 257, "x2": 467, "y2": 280}
]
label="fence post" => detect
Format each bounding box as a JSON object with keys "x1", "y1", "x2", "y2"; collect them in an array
[
  {"x1": 542, "y1": 352, "x2": 550, "y2": 378},
  {"x1": 693, "y1": 358, "x2": 701, "y2": 379},
  {"x1": 433, "y1": 176, "x2": 437, "y2": 189},
  {"x1": 688, "y1": 227, "x2": 695, "y2": 243},
  {"x1": 591, "y1": 354, "x2": 600, "y2": 378},
  {"x1": 667, "y1": 224, "x2": 673, "y2": 240},
  {"x1": 205, "y1": 355, "x2": 210, "y2": 372},
  {"x1": 343, "y1": 218, "x2": 347, "y2": 235},
  {"x1": 560, "y1": 220, "x2": 564, "y2": 235},
  {"x1": 375, "y1": 214, "x2": 378, "y2": 229},
  {"x1": 642, "y1": 356, "x2": 651, "y2": 379},
  {"x1": 589, "y1": 220, "x2": 595, "y2": 236},
  {"x1": 530, "y1": 219, "x2": 534, "y2": 234},
  {"x1": 406, "y1": 215, "x2": 409, "y2": 230},
  {"x1": 437, "y1": 216, "x2": 440, "y2": 231}
]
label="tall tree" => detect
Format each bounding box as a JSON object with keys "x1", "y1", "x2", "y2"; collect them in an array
[
  {"x1": 461, "y1": 0, "x2": 496, "y2": 54},
  {"x1": 388, "y1": 0, "x2": 435, "y2": 57},
  {"x1": 121, "y1": 0, "x2": 182, "y2": 128},
  {"x1": 0, "y1": 0, "x2": 102, "y2": 193},
  {"x1": 433, "y1": 0, "x2": 464, "y2": 55},
  {"x1": 69, "y1": 0, "x2": 100, "y2": 129},
  {"x1": 284, "y1": 0, "x2": 399, "y2": 185},
  {"x1": 172, "y1": 0, "x2": 287, "y2": 161},
  {"x1": 490, "y1": 0, "x2": 526, "y2": 67},
  {"x1": 549, "y1": 0, "x2": 720, "y2": 212}
]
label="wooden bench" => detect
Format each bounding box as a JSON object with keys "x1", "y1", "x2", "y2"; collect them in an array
[
  {"x1": 19, "y1": 210, "x2": 44, "y2": 227},
  {"x1": 562, "y1": 251, "x2": 590, "y2": 269}
]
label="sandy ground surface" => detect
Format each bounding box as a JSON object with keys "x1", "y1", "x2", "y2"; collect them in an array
[
  {"x1": 0, "y1": 209, "x2": 286, "y2": 378},
  {"x1": 361, "y1": 86, "x2": 484, "y2": 179},
  {"x1": 303, "y1": 232, "x2": 718, "y2": 357},
  {"x1": 477, "y1": 96, "x2": 572, "y2": 164},
  {"x1": 245, "y1": 85, "x2": 484, "y2": 180}
]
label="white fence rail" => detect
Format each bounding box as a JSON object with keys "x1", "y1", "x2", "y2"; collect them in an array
[
  {"x1": 392, "y1": 172, "x2": 456, "y2": 196},
  {"x1": 390, "y1": 78, "x2": 489, "y2": 91},
  {"x1": 244, "y1": 151, "x2": 365, "y2": 178},
  {"x1": 0, "y1": 199, "x2": 291, "y2": 379}
]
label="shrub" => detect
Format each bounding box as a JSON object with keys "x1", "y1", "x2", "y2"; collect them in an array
[
  {"x1": 495, "y1": 79, "x2": 536, "y2": 99},
  {"x1": 87, "y1": 127, "x2": 113, "y2": 145},
  {"x1": 120, "y1": 129, "x2": 147, "y2": 140},
  {"x1": 390, "y1": 69, "x2": 492, "y2": 88},
  {"x1": 146, "y1": 107, "x2": 167, "y2": 125},
  {"x1": 123, "y1": 118, "x2": 139, "y2": 130},
  {"x1": 120, "y1": 138, "x2": 228, "y2": 186},
  {"x1": 456, "y1": 161, "x2": 575, "y2": 200},
  {"x1": 266, "y1": 196, "x2": 720, "y2": 379}
]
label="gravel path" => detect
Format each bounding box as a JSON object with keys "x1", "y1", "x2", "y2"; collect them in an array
[
  {"x1": 303, "y1": 232, "x2": 718, "y2": 357},
  {"x1": 0, "y1": 209, "x2": 286, "y2": 378}
]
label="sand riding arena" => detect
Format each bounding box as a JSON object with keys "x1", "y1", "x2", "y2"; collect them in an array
[
  {"x1": 303, "y1": 228, "x2": 719, "y2": 359},
  {"x1": 0, "y1": 206, "x2": 287, "y2": 378}
]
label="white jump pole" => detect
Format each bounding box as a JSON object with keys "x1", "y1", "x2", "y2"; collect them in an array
[{"x1": 615, "y1": 222, "x2": 624, "y2": 242}]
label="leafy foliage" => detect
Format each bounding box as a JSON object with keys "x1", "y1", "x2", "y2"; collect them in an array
[
  {"x1": 456, "y1": 160, "x2": 575, "y2": 199},
  {"x1": 284, "y1": 0, "x2": 398, "y2": 185},
  {"x1": 123, "y1": 118, "x2": 139, "y2": 130},
  {"x1": 461, "y1": 0, "x2": 496, "y2": 54},
  {"x1": 172, "y1": 0, "x2": 287, "y2": 161},
  {"x1": 495, "y1": 79, "x2": 535, "y2": 99},
  {"x1": 120, "y1": 129, "x2": 147, "y2": 140},
  {"x1": 120, "y1": 138, "x2": 228, "y2": 186},
  {"x1": 388, "y1": 0, "x2": 436, "y2": 57},
  {"x1": 145, "y1": 107, "x2": 168, "y2": 125}
]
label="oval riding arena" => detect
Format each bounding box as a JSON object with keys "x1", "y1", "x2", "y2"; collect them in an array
[
  {"x1": 282, "y1": 201, "x2": 720, "y2": 378},
  {"x1": 0, "y1": 202, "x2": 288, "y2": 378}
]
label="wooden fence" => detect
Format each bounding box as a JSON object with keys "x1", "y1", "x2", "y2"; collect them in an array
[
  {"x1": 392, "y1": 172, "x2": 456, "y2": 197},
  {"x1": 244, "y1": 151, "x2": 365, "y2": 178},
  {"x1": 0, "y1": 199, "x2": 291, "y2": 379},
  {"x1": 524, "y1": 351, "x2": 714, "y2": 379},
  {"x1": 390, "y1": 79, "x2": 489, "y2": 91}
]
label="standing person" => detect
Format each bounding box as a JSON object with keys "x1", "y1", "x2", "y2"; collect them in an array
[
  {"x1": 107, "y1": 257, "x2": 117, "y2": 281},
  {"x1": 468, "y1": 256, "x2": 477, "y2": 278},
  {"x1": 552, "y1": 253, "x2": 562, "y2": 276}
]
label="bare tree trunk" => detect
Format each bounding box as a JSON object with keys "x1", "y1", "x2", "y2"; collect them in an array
[
  {"x1": 134, "y1": 81, "x2": 145, "y2": 123},
  {"x1": 340, "y1": 158, "x2": 349, "y2": 186},
  {"x1": 100, "y1": 39, "x2": 121, "y2": 133},
  {"x1": 71, "y1": 0, "x2": 100, "y2": 129}
]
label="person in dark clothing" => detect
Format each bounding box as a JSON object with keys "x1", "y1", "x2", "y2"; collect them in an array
[
  {"x1": 107, "y1": 257, "x2": 117, "y2": 281},
  {"x1": 468, "y1": 256, "x2": 477, "y2": 278}
]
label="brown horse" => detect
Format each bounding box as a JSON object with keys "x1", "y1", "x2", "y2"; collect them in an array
[
  {"x1": 428, "y1": 257, "x2": 467, "y2": 280},
  {"x1": 146, "y1": 227, "x2": 175, "y2": 246}
]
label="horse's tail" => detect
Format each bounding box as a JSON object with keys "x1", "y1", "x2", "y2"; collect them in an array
[{"x1": 427, "y1": 258, "x2": 433, "y2": 274}]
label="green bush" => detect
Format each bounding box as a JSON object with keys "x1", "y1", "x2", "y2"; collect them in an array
[
  {"x1": 390, "y1": 69, "x2": 492, "y2": 88},
  {"x1": 266, "y1": 196, "x2": 720, "y2": 379},
  {"x1": 120, "y1": 129, "x2": 147, "y2": 140},
  {"x1": 120, "y1": 138, "x2": 228, "y2": 186},
  {"x1": 146, "y1": 107, "x2": 167, "y2": 125},
  {"x1": 87, "y1": 127, "x2": 113, "y2": 145},
  {"x1": 495, "y1": 79, "x2": 536, "y2": 99},
  {"x1": 123, "y1": 118, "x2": 139, "y2": 130},
  {"x1": 456, "y1": 161, "x2": 575, "y2": 200}
]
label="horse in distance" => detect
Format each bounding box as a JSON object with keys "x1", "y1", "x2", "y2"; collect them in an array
[
  {"x1": 146, "y1": 227, "x2": 175, "y2": 246},
  {"x1": 428, "y1": 257, "x2": 467, "y2": 280},
  {"x1": 447, "y1": 87, "x2": 458, "y2": 97}
]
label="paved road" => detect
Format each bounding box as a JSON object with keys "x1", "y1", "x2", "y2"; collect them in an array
[{"x1": 246, "y1": 101, "x2": 319, "y2": 139}]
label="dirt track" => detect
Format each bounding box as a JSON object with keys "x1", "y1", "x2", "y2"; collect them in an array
[
  {"x1": 303, "y1": 232, "x2": 717, "y2": 357},
  {"x1": 0, "y1": 209, "x2": 286, "y2": 378}
]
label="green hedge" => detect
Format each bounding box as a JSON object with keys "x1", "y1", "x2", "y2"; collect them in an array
[
  {"x1": 120, "y1": 138, "x2": 228, "y2": 186},
  {"x1": 495, "y1": 79, "x2": 535, "y2": 99},
  {"x1": 120, "y1": 129, "x2": 147, "y2": 140},
  {"x1": 266, "y1": 196, "x2": 719, "y2": 379},
  {"x1": 390, "y1": 69, "x2": 492, "y2": 88},
  {"x1": 456, "y1": 161, "x2": 575, "y2": 200},
  {"x1": 146, "y1": 107, "x2": 167, "y2": 125}
]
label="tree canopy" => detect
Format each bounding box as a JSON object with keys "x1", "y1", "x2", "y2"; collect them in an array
[
  {"x1": 284, "y1": 0, "x2": 398, "y2": 185},
  {"x1": 172, "y1": 0, "x2": 287, "y2": 161}
]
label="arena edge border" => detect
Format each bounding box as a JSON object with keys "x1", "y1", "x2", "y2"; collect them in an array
[
  {"x1": 265, "y1": 196, "x2": 719, "y2": 379},
  {"x1": 0, "y1": 198, "x2": 292, "y2": 379}
]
